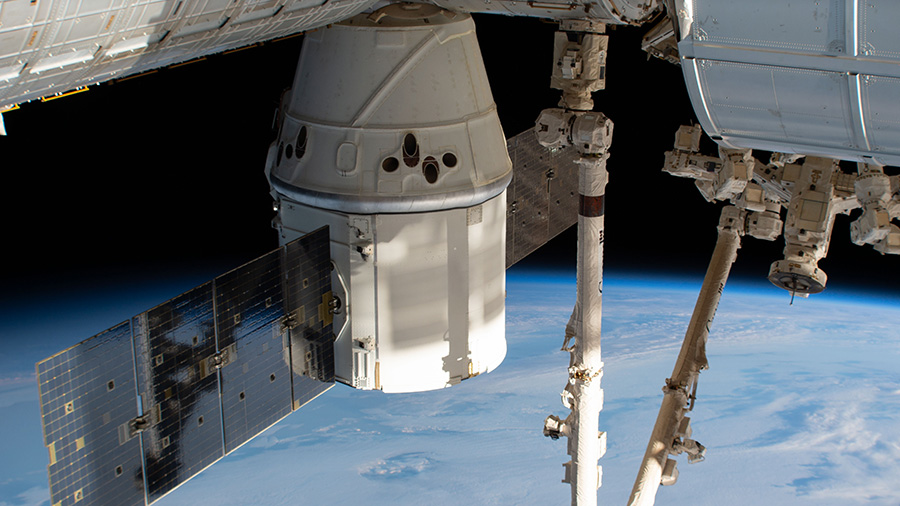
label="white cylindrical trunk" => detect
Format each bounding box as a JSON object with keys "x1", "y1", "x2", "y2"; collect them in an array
[
  {"x1": 570, "y1": 156, "x2": 609, "y2": 506},
  {"x1": 576, "y1": 159, "x2": 607, "y2": 368}
]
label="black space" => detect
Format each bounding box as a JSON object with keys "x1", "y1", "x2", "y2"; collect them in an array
[{"x1": 1, "y1": 13, "x2": 898, "y2": 308}]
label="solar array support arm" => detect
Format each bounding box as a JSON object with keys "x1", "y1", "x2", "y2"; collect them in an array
[{"x1": 626, "y1": 206, "x2": 745, "y2": 506}]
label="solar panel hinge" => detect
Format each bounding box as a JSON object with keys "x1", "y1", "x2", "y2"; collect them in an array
[
  {"x1": 199, "y1": 343, "x2": 238, "y2": 379},
  {"x1": 281, "y1": 311, "x2": 300, "y2": 332},
  {"x1": 120, "y1": 400, "x2": 163, "y2": 443},
  {"x1": 131, "y1": 415, "x2": 150, "y2": 434},
  {"x1": 120, "y1": 409, "x2": 153, "y2": 444}
]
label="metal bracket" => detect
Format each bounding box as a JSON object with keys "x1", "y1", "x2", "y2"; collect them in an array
[
  {"x1": 130, "y1": 414, "x2": 150, "y2": 435},
  {"x1": 281, "y1": 310, "x2": 300, "y2": 332},
  {"x1": 121, "y1": 408, "x2": 157, "y2": 444},
  {"x1": 569, "y1": 364, "x2": 602, "y2": 384},
  {"x1": 199, "y1": 343, "x2": 237, "y2": 379}
]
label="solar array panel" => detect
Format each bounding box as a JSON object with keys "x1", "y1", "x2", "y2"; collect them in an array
[
  {"x1": 283, "y1": 233, "x2": 336, "y2": 409},
  {"x1": 135, "y1": 282, "x2": 223, "y2": 502},
  {"x1": 216, "y1": 248, "x2": 292, "y2": 454},
  {"x1": 506, "y1": 129, "x2": 580, "y2": 268},
  {"x1": 36, "y1": 227, "x2": 334, "y2": 506},
  {"x1": 36, "y1": 322, "x2": 145, "y2": 506}
]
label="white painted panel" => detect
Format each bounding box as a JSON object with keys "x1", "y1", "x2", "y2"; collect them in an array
[
  {"x1": 0, "y1": 0, "x2": 41, "y2": 32},
  {"x1": 188, "y1": 0, "x2": 232, "y2": 17},
  {"x1": 63, "y1": 0, "x2": 81, "y2": 19},
  {"x1": 860, "y1": 1, "x2": 900, "y2": 60},
  {"x1": 679, "y1": 0, "x2": 900, "y2": 163},
  {"x1": 132, "y1": 0, "x2": 172, "y2": 28},
  {"x1": 30, "y1": 48, "x2": 94, "y2": 72},
  {"x1": 371, "y1": 200, "x2": 507, "y2": 392},
  {"x1": 698, "y1": 60, "x2": 854, "y2": 148},
  {"x1": 861, "y1": 75, "x2": 900, "y2": 154},
  {"x1": 690, "y1": 0, "x2": 847, "y2": 54},
  {"x1": 0, "y1": 26, "x2": 32, "y2": 60},
  {"x1": 61, "y1": 13, "x2": 109, "y2": 42},
  {"x1": 77, "y1": 0, "x2": 115, "y2": 16},
  {"x1": 466, "y1": 193, "x2": 506, "y2": 376},
  {"x1": 375, "y1": 210, "x2": 453, "y2": 393}
]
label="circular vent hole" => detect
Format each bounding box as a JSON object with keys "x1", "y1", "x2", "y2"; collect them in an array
[
  {"x1": 442, "y1": 152, "x2": 457, "y2": 167},
  {"x1": 382, "y1": 157, "x2": 399, "y2": 173},
  {"x1": 285, "y1": 144, "x2": 293, "y2": 159}
]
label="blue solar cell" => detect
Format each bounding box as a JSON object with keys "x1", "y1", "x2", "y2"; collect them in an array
[
  {"x1": 133, "y1": 281, "x2": 223, "y2": 502},
  {"x1": 36, "y1": 321, "x2": 145, "y2": 506},
  {"x1": 217, "y1": 248, "x2": 292, "y2": 453}
]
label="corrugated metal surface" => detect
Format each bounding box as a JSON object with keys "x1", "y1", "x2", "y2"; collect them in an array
[{"x1": 0, "y1": 0, "x2": 378, "y2": 108}]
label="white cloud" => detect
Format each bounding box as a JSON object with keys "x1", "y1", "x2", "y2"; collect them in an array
[
  {"x1": 359, "y1": 452, "x2": 434, "y2": 479},
  {"x1": 0, "y1": 485, "x2": 49, "y2": 506}
]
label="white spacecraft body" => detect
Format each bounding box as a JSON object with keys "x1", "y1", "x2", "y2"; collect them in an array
[
  {"x1": 267, "y1": 7, "x2": 511, "y2": 393},
  {"x1": 0, "y1": 0, "x2": 381, "y2": 108},
  {"x1": 675, "y1": 0, "x2": 900, "y2": 167},
  {"x1": 0, "y1": 0, "x2": 657, "y2": 110}
]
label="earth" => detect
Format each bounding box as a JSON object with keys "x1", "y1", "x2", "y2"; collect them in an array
[{"x1": 2, "y1": 269, "x2": 899, "y2": 505}]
